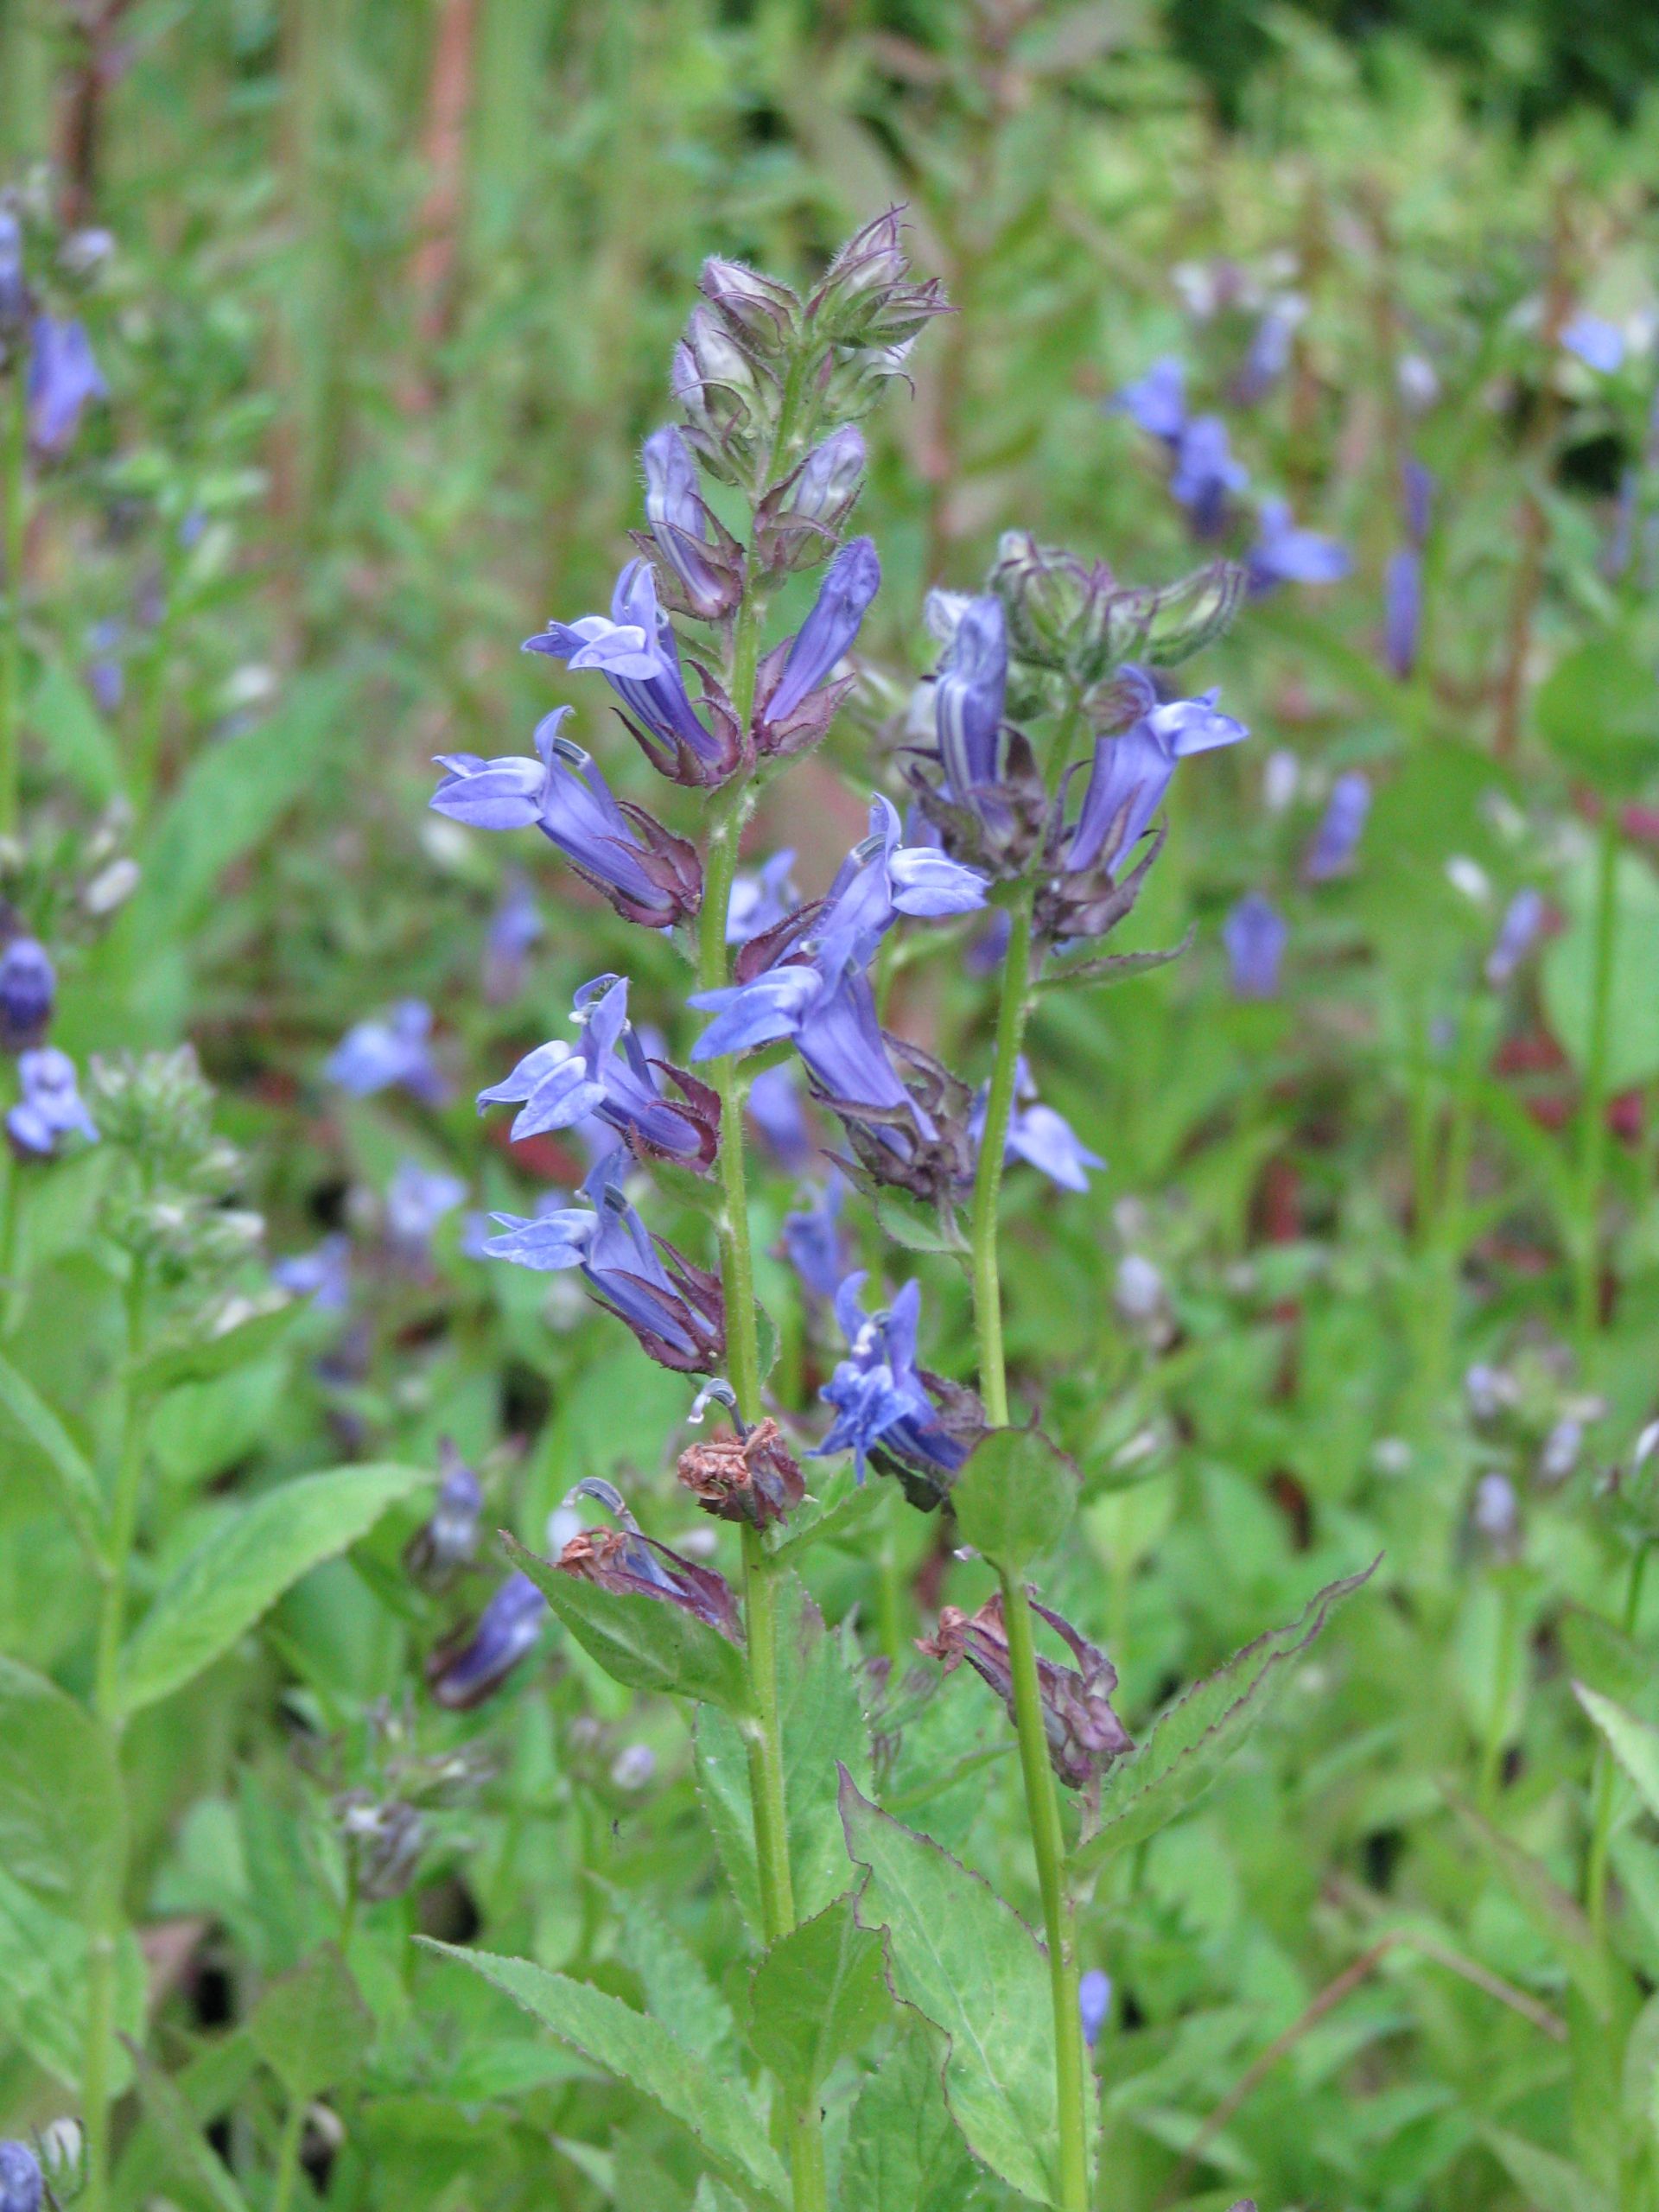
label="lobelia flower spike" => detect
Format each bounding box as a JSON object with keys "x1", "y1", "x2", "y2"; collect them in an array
[
  {"x1": 1224, "y1": 893, "x2": 1287, "y2": 999},
  {"x1": 917, "y1": 1586, "x2": 1133, "y2": 1789},
  {"x1": 753, "y1": 535, "x2": 882, "y2": 753},
  {"x1": 26, "y1": 314, "x2": 107, "y2": 454},
  {"x1": 554, "y1": 1473, "x2": 743, "y2": 1638},
  {"x1": 325, "y1": 999, "x2": 448, "y2": 1104},
  {"x1": 969, "y1": 1058, "x2": 1104, "y2": 1193},
  {"x1": 1303, "y1": 771, "x2": 1372, "y2": 881},
  {"x1": 477, "y1": 972, "x2": 719, "y2": 1171},
  {"x1": 813, "y1": 1272, "x2": 981, "y2": 1503},
  {"x1": 0, "y1": 935, "x2": 54, "y2": 1052},
  {"x1": 524, "y1": 559, "x2": 741, "y2": 786},
  {"x1": 432, "y1": 708, "x2": 701, "y2": 931},
  {"x1": 404, "y1": 1440, "x2": 484, "y2": 1590},
  {"x1": 483, "y1": 1152, "x2": 724, "y2": 1374},
  {"x1": 1485, "y1": 887, "x2": 1545, "y2": 987},
  {"x1": 6, "y1": 1046, "x2": 98, "y2": 1157},
  {"x1": 754, "y1": 424, "x2": 867, "y2": 574},
  {"x1": 1246, "y1": 497, "x2": 1351, "y2": 592}
]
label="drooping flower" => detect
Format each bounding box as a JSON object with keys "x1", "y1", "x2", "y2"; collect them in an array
[
  {"x1": 758, "y1": 536, "x2": 881, "y2": 731},
  {"x1": 969, "y1": 1059, "x2": 1103, "y2": 1193},
  {"x1": 404, "y1": 1440, "x2": 483, "y2": 1589},
  {"x1": 325, "y1": 1000, "x2": 447, "y2": 1105},
  {"x1": 1223, "y1": 893, "x2": 1287, "y2": 999},
  {"x1": 6, "y1": 1047, "x2": 98, "y2": 1158},
  {"x1": 271, "y1": 1232, "x2": 351, "y2": 1311},
  {"x1": 637, "y1": 423, "x2": 744, "y2": 620},
  {"x1": 1485, "y1": 887, "x2": 1545, "y2": 988},
  {"x1": 1246, "y1": 498, "x2": 1350, "y2": 592},
  {"x1": 814, "y1": 1273, "x2": 976, "y2": 1494},
  {"x1": 780, "y1": 1172, "x2": 848, "y2": 1300},
  {"x1": 1064, "y1": 672, "x2": 1249, "y2": 880},
  {"x1": 427, "y1": 1571, "x2": 547, "y2": 1709},
  {"x1": 552, "y1": 1475, "x2": 743, "y2": 1636},
  {"x1": 1079, "y1": 1969, "x2": 1113, "y2": 2049},
  {"x1": 1113, "y1": 355, "x2": 1187, "y2": 443},
  {"x1": 27, "y1": 315, "x2": 107, "y2": 453},
  {"x1": 478, "y1": 973, "x2": 718, "y2": 1170},
  {"x1": 385, "y1": 1159, "x2": 467, "y2": 1268},
  {"x1": 1302, "y1": 772, "x2": 1371, "y2": 881},
  {"x1": 0, "y1": 936, "x2": 55, "y2": 1052},
  {"x1": 431, "y1": 708, "x2": 702, "y2": 929},
  {"x1": 483, "y1": 1153, "x2": 724, "y2": 1373},
  {"x1": 524, "y1": 560, "x2": 735, "y2": 783},
  {"x1": 727, "y1": 850, "x2": 800, "y2": 944},
  {"x1": 918, "y1": 1588, "x2": 1133, "y2": 1789},
  {"x1": 1169, "y1": 416, "x2": 1249, "y2": 537},
  {"x1": 933, "y1": 594, "x2": 1008, "y2": 811},
  {"x1": 1560, "y1": 314, "x2": 1624, "y2": 374}
]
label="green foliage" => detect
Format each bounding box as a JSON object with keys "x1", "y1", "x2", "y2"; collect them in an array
[
  {"x1": 951, "y1": 1426, "x2": 1079, "y2": 1572},
  {"x1": 0, "y1": 1656, "x2": 124, "y2": 1912},
  {"x1": 747, "y1": 1897, "x2": 891, "y2": 2100}
]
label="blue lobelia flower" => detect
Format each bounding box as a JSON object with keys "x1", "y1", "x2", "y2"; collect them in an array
[
  {"x1": 477, "y1": 972, "x2": 718, "y2": 1169},
  {"x1": 1232, "y1": 296, "x2": 1304, "y2": 404},
  {"x1": 760, "y1": 536, "x2": 882, "y2": 729},
  {"x1": 1382, "y1": 548, "x2": 1421, "y2": 678},
  {"x1": 1485, "y1": 887, "x2": 1545, "y2": 988},
  {"x1": 1065, "y1": 671, "x2": 1249, "y2": 880},
  {"x1": 483, "y1": 1153, "x2": 724, "y2": 1373},
  {"x1": 934, "y1": 594, "x2": 1008, "y2": 814},
  {"x1": 1079, "y1": 1969, "x2": 1113, "y2": 2049},
  {"x1": 524, "y1": 559, "x2": 731, "y2": 780},
  {"x1": 0, "y1": 210, "x2": 24, "y2": 336},
  {"x1": 747, "y1": 1062, "x2": 813, "y2": 1170},
  {"x1": 27, "y1": 315, "x2": 107, "y2": 454},
  {"x1": 385, "y1": 1159, "x2": 467, "y2": 1267},
  {"x1": 271, "y1": 1232, "x2": 351, "y2": 1311},
  {"x1": 427, "y1": 1569, "x2": 547, "y2": 1709},
  {"x1": 639, "y1": 424, "x2": 743, "y2": 620},
  {"x1": 6, "y1": 1047, "x2": 98, "y2": 1157},
  {"x1": 814, "y1": 1273, "x2": 970, "y2": 1487},
  {"x1": 1113, "y1": 355, "x2": 1187, "y2": 443},
  {"x1": 727, "y1": 849, "x2": 800, "y2": 944},
  {"x1": 1223, "y1": 893, "x2": 1287, "y2": 999},
  {"x1": 780, "y1": 1172, "x2": 848, "y2": 1300},
  {"x1": 0, "y1": 2140, "x2": 41, "y2": 2212},
  {"x1": 482, "y1": 871, "x2": 543, "y2": 1002},
  {"x1": 970, "y1": 1058, "x2": 1103, "y2": 1192},
  {"x1": 405, "y1": 1439, "x2": 483, "y2": 1588},
  {"x1": 431, "y1": 707, "x2": 701, "y2": 929},
  {"x1": 1246, "y1": 498, "x2": 1351, "y2": 592},
  {"x1": 1560, "y1": 314, "x2": 1625, "y2": 374},
  {"x1": 1168, "y1": 416, "x2": 1249, "y2": 537},
  {"x1": 0, "y1": 936, "x2": 54, "y2": 1052},
  {"x1": 326, "y1": 1000, "x2": 448, "y2": 1104},
  {"x1": 1303, "y1": 772, "x2": 1372, "y2": 881}
]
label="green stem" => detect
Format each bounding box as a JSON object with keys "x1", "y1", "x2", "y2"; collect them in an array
[
  {"x1": 968, "y1": 890, "x2": 1090, "y2": 2212},
  {"x1": 271, "y1": 2093, "x2": 307, "y2": 2212},
  {"x1": 1478, "y1": 1574, "x2": 1518, "y2": 1810},
  {"x1": 1574, "y1": 809, "x2": 1621, "y2": 1345},
  {"x1": 0, "y1": 365, "x2": 27, "y2": 840},
  {"x1": 1587, "y1": 1541, "x2": 1651, "y2": 1942},
  {"x1": 81, "y1": 1265, "x2": 147, "y2": 2212}
]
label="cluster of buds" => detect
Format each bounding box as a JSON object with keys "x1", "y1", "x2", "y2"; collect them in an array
[
  {"x1": 918, "y1": 1589, "x2": 1133, "y2": 1791},
  {"x1": 92, "y1": 1048, "x2": 264, "y2": 1286},
  {"x1": 323, "y1": 1700, "x2": 494, "y2": 1902}
]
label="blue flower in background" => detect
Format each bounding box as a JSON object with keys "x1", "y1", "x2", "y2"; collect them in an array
[
  {"x1": 1113, "y1": 354, "x2": 1187, "y2": 443},
  {"x1": 1078, "y1": 1969, "x2": 1113, "y2": 2049},
  {"x1": 271, "y1": 1232, "x2": 351, "y2": 1311},
  {"x1": 6, "y1": 1047, "x2": 98, "y2": 1158},
  {"x1": 971, "y1": 1059, "x2": 1103, "y2": 1192},
  {"x1": 747, "y1": 1062, "x2": 813, "y2": 1169},
  {"x1": 27, "y1": 315, "x2": 107, "y2": 453},
  {"x1": 1303, "y1": 772, "x2": 1372, "y2": 881},
  {"x1": 1382, "y1": 548, "x2": 1421, "y2": 678},
  {"x1": 1223, "y1": 893, "x2": 1287, "y2": 999},
  {"x1": 815, "y1": 1273, "x2": 970, "y2": 1488},
  {"x1": 780, "y1": 1173, "x2": 848, "y2": 1300},
  {"x1": 1560, "y1": 313, "x2": 1624, "y2": 374},
  {"x1": 326, "y1": 1000, "x2": 447, "y2": 1104},
  {"x1": 727, "y1": 849, "x2": 800, "y2": 944},
  {"x1": 1168, "y1": 416, "x2": 1249, "y2": 536},
  {"x1": 1247, "y1": 498, "x2": 1350, "y2": 591},
  {"x1": 427, "y1": 1570, "x2": 546, "y2": 1709},
  {"x1": 1232, "y1": 296, "x2": 1304, "y2": 404},
  {"x1": 1486, "y1": 887, "x2": 1545, "y2": 987},
  {"x1": 483, "y1": 871, "x2": 543, "y2": 1001},
  {"x1": 0, "y1": 2139, "x2": 41, "y2": 2212},
  {"x1": 385, "y1": 1158, "x2": 467, "y2": 1265},
  {"x1": 0, "y1": 937, "x2": 54, "y2": 1052}
]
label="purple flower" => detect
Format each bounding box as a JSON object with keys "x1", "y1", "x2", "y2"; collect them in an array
[
  {"x1": 815, "y1": 1274, "x2": 970, "y2": 1488},
  {"x1": 385, "y1": 1158, "x2": 467, "y2": 1265},
  {"x1": 935, "y1": 594, "x2": 1008, "y2": 807},
  {"x1": 0, "y1": 211, "x2": 24, "y2": 338},
  {"x1": 747, "y1": 1063, "x2": 813, "y2": 1169},
  {"x1": 1303, "y1": 772, "x2": 1371, "y2": 881},
  {"x1": 1113, "y1": 355, "x2": 1187, "y2": 443},
  {"x1": 1561, "y1": 314, "x2": 1624, "y2": 374},
  {"x1": 0, "y1": 937, "x2": 54, "y2": 1052},
  {"x1": 427, "y1": 1572, "x2": 546, "y2": 1709},
  {"x1": 785, "y1": 426, "x2": 867, "y2": 523},
  {"x1": 1485, "y1": 887, "x2": 1545, "y2": 988},
  {"x1": 6, "y1": 1047, "x2": 97, "y2": 1157},
  {"x1": 780, "y1": 1173, "x2": 848, "y2": 1300},
  {"x1": 325, "y1": 1000, "x2": 447, "y2": 1105},
  {"x1": 0, "y1": 2140, "x2": 41, "y2": 2212},
  {"x1": 477, "y1": 972, "x2": 717, "y2": 1168},
  {"x1": 1472, "y1": 1471, "x2": 1519, "y2": 1548},
  {"x1": 1232, "y1": 297, "x2": 1303, "y2": 404},
  {"x1": 970, "y1": 1059, "x2": 1103, "y2": 1193},
  {"x1": 86, "y1": 615, "x2": 125, "y2": 712},
  {"x1": 639, "y1": 423, "x2": 743, "y2": 620},
  {"x1": 1079, "y1": 1969, "x2": 1113, "y2": 2049},
  {"x1": 1382, "y1": 548, "x2": 1421, "y2": 679},
  {"x1": 524, "y1": 560, "x2": 728, "y2": 779},
  {"x1": 405, "y1": 1440, "x2": 483, "y2": 1587},
  {"x1": 1169, "y1": 416, "x2": 1249, "y2": 537},
  {"x1": 432, "y1": 709, "x2": 701, "y2": 930},
  {"x1": 271, "y1": 1233, "x2": 351, "y2": 1311},
  {"x1": 762, "y1": 537, "x2": 881, "y2": 728},
  {"x1": 483, "y1": 1153, "x2": 724, "y2": 1373},
  {"x1": 1247, "y1": 498, "x2": 1350, "y2": 591},
  {"x1": 1401, "y1": 459, "x2": 1434, "y2": 546},
  {"x1": 1065, "y1": 672, "x2": 1249, "y2": 879},
  {"x1": 1223, "y1": 893, "x2": 1287, "y2": 999},
  {"x1": 27, "y1": 315, "x2": 107, "y2": 453},
  {"x1": 483, "y1": 872, "x2": 543, "y2": 1002},
  {"x1": 727, "y1": 850, "x2": 800, "y2": 944},
  {"x1": 966, "y1": 909, "x2": 1014, "y2": 976}
]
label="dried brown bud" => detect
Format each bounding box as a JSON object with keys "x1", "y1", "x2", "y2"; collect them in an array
[
  {"x1": 918, "y1": 1589, "x2": 1132, "y2": 1790},
  {"x1": 677, "y1": 1417, "x2": 806, "y2": 1530}
]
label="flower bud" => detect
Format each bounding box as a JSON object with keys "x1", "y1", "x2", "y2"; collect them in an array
[
  {"x1": 806, "y1": 210, "x2": 949, "y2": 348},
  {"x1": 989, "y1": 531, "x2": 1097, "y2": 671},
  {"x1": 0, "y1": 937, "x2": 54, "y2": 1052},
  {"x1": 698, "y1": 257, "x2": 800, "y2": 355}
]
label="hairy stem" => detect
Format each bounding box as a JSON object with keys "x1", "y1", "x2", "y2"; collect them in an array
[
  {"x1": 0, "y1": 365, "x2": 27, "y2": 839},
  {"x1": 1573, "y1": 808, "x2": 1620, "y2": 1345},
  {"x1": 968, "y1": 888, "x2": 1091, "y2": 2212}
]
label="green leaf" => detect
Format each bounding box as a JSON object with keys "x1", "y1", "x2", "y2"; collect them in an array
[
  {"x1": 691, "y1": 2183, "x2": 748, "y2": 2212},
  {"x1": 617, "y1": 1893, "x2": 739, "y2": 2075},
  {"x1": 842, "y1": 2012, "x2": 981, "y2": 2212},
  {"x1": 1447, "y1": 1787, "x2": 1614, "y2": 2018},
  {"x1": 696, "y1": 1577, "x2": 874, "y2": 1935},
  {"x1": 1575, "y1": 1683, "x2": 1659, "y2": 1821},
  {"x1": 29, "y1": 655, "x2": 123, "y2": 804},
  {"x1": 840, "y1": 1771, "x2": 1079, "y2": 2208},
  {"x1": 1535, "y1": 628, "x2": 1659, "y2": 795},
  {"x1": 1542, "y1": 853, "x2": 1659, "y2": 1090},
  {"x1": 118, "y1": 1462, "x2": 425, "y2": 1716},
  {"x1": 1560, "y1": 1607, "x2": 1651, "y2": 1712},
  {"x1": 1483, "y1": 2126, "x2": 1616, "y2": 2212},
  {"x1": 124, "y1": 2039, "x2": 255, "y2": 2212},
  {"x1": 134, "y1": 1301, "x2": 297, "y2": 1395},
  {"x1": 872, "y1": 1186, "x2": 969, "y2": 1256},
  {"x1": 249, "y1": 1943, "x2": 372, "y2": 2101},
  {"x1": 747, "y1": 1896, "x2": 891, "y2": 2099},
  {"x1": 0, "y1": 1655, "x2": 124, "y2": 1912},
  {"x1": 950, "y1": 1425, "x2": 1078, "y2": 1572},
  {"x1": 1037, "y1": 930, "x2": 1194, "y2": 992},
  {"x1": 0, "y1": 1346, "x2": 101, "y2": 1551},
  {"x1": 419, "y1": 1941, "x2": 788, "y2": 2208},
  {"x1": 0, "y1": 1867, "x2": 143, "y2": 2091},
  {"x1": 113, "y1": 2028, "x2": 260, "y2": 2210},
  {"x1": 1071, "y1": 1560, "x2": 1376, "y2": 1872},
  {"x1": 502, "y1": 1532, "x2": 753, "y2": 1716}
]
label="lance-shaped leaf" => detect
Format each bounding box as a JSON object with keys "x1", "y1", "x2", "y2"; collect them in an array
[
  {"x1": 747, "y1": 1896, "x2": 891, "y2": 2099},
  {"x1": 0, "y1": 1348, "x2": 101, "y2": 1553},
  {"x1": 842, "y1": 2012, "x2": 982, "y2": 2212},
  {"x1": 419, "y1": 1941, "x2": 788, "y2": 2207},
  {"x1": 124, "y1": 2041, "x2": 255, "y2": 2212},
  {"x1": 118, "y1": 1463, "x2": 426, "y2": 1716},
  {"x1": 840, "y1": 1771, "x2": 1084, "y2": 2208},
  {"x1": 1070, "y1": 1559, "x2": 1376, "y2": 1873},
  {"x1": 950, "y1": 1426, "x2": 1077, "y2": 1573},
  {"x1": 1575, "y1": 1684, "x2": 1659, "y2": 1821},
  {"x1": 1483, "y1": 2125, "x2": 1617, "y2": 2212},
  {"x1": 249, "y1": 1944, "x2": 372, "y2": 2103},
  {"x1": 502, "y1": 1530, "x2": 752, "y2": 1716},
  {"x1": 1446, "y1": 1786, "x2": 1614, "y2": 2020},
  {"x1": 1036, "y1": 929, "x2": 1196, "y2": 995},
  {"x1": 0, "y1": 1655, "x2": 124, "y2": 1912}
]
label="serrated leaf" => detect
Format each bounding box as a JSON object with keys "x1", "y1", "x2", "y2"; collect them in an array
[
  {"x1": 0, "y1": 1655, "x2": 124, "y2": 1913},
  {"x1": 748, "y1": 1895, "x2": 891, "y2": 2098},
  {"x1": 118, "y1": 1463, "x2": 425, "y2": 1716},
  {"x1": 249, "y1": 1943, "x2": 371, "y2": 2101},
  {"x1": 1037, "y1": 928, "x2": 1195, "y2": 992},
  {"x1": 872, "y1": 1186, "x2": 969, "y2": 1255},
  {"x1": 951, "y1": 1425, "x2": 1077, "y2": 1572},
  {"x1": 0, "y1": 1347, "x2": 101, "y2": 1552},
  {"x1": 842, "y1": 2012, "x2": 982, "y2": 2212},
  {"x1": 1071, "y1": 1560, "x2": 1376, "y2": 1872},
  {"x1": 840, "y1": 1771, "x2": 1080, "y2": 2207},
  {"x1": 419, "y1": 1941, "x2": 788, "y2": 2207},
  {"x1": 1575, "y1": 1684, "x2": 1659, "y2": 1821},
  {"x1": 0, "y1": 1867, "x2": 143, "y2": 2092},
  {"x1": 1483, "y1": 2126, "x2": 1616, "y2": 2212},
  {"x1": 1447, "y1": 1787, "x2": 1613, "y2": 2018},
  {"x1": 502, "y1": 1532, "x2": 752, "y2": 1715},
  {"x1": 618, "y1": 1893, "x2": 739, "y2": 2075}
]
